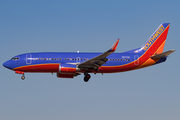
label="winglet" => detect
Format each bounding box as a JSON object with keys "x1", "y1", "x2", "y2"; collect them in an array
[{"x1": 108, "y1": 39, "x2": 119, "y2": 52}]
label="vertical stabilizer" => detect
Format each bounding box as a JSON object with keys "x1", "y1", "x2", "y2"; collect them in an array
[
  {"x1": 135, "y1": 23, "x2": 171, "y2": 69},
  {"x1": 140, "y1": 23, "x2": 170, "y2": 55}
]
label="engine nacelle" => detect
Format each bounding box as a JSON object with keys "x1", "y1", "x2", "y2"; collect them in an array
[
  {"x1": 60, "y1": 67, "x2": 77, "y2": 73},
  {"x1": 57, "y1": 65, "x2": 81, "y2": 78},
  {"x1": 57, "y1": 73, "x2": 74, "y2": 78},
  {"x1": 59, "y1": 64, "x2": 81, "y2": 74}
]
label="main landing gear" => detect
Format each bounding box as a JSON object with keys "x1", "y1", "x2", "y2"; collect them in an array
[{"x1": 84, "y1": 72, "x2": 91, "y2": 82}]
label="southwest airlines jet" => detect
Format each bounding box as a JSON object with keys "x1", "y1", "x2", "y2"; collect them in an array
[{"x1": 3, "y1": 23, "x2": 175, "y2": 82}]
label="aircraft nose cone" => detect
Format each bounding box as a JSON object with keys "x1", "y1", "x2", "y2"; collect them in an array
[{"x1": 3, "y1": 61, "x2": 10, "y2": 68}]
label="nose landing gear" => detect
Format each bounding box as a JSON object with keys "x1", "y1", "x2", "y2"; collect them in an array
[
  {"x1": 15, "y1": 71, "x2": 25, "y2": 80},
  {"x1": 21, "y1": 75, "x2": 25, "y2": 80}
]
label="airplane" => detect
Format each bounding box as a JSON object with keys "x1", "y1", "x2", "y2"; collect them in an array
[{"x1": 3, "y1": 23, "x2": 175, "y2": 82}]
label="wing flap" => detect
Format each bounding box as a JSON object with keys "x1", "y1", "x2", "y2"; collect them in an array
[{"x1": 151, "y1": 50, "x2": 175, "y2": 59}]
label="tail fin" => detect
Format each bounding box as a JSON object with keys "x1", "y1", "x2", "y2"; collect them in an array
[
  {"x1": 132, "y1": 23, "x2": 173, "y2": 69},
  {"x1": 136, "y1": 23, "x2": 170, "y2": 56}
]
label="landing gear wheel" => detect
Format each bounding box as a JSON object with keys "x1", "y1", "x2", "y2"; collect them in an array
[
  {"x1": 84, "y1": 74, "x2": 91, "y2": 82},
  {"x1": 21, "y1": 75, "x2": 25, "y2": 80}
]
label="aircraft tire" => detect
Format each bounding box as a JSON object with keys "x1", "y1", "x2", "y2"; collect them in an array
[
  {"x1": 21, "y1": 75, "x2": 25, "y2": 80},
  {"x1": 84, "y1": 74, "x2": 91, "y2": 82}
]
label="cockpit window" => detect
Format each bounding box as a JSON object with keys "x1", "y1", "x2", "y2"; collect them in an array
[{"x1": 11, "y1": 57, "x2": 19, "y2": 60}]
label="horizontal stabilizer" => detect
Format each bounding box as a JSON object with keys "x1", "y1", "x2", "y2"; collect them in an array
[{"x1": 151, "y1": 50, "x2": 175, "y2": 59}]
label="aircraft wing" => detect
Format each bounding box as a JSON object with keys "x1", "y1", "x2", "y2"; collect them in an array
[
  {"x1": 151, "y1": 50, "x2": 176, "y2": 59},
  {"x1": 78, "y1": 39, "x2": 119, "y2": 70}
]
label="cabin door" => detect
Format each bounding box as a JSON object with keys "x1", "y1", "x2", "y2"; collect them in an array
[
  {"x1": 134, "y1": 55, "x2": 139, "y2": 66},
  {"x1": 26, "y1": 54, "x2": 32, "y2": 64}
]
